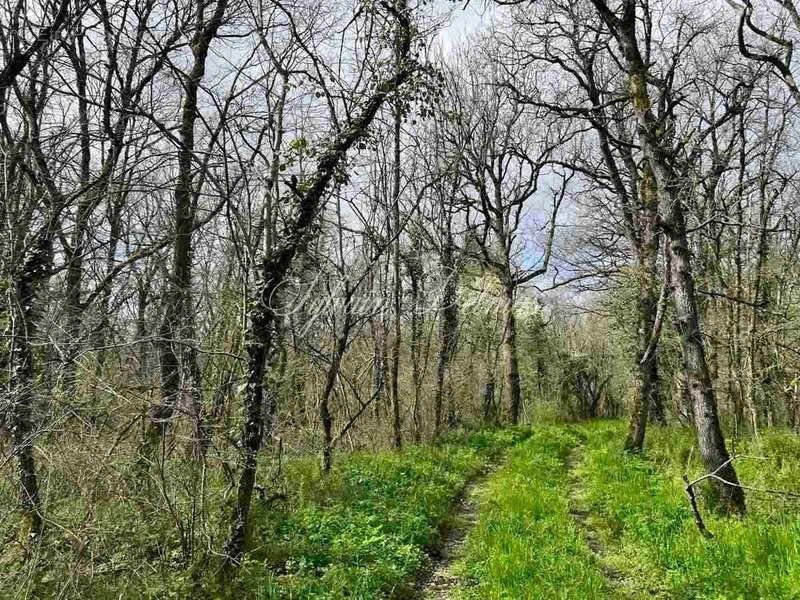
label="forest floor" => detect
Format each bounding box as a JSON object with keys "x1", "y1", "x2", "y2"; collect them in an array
[
  {"x1": 4, "y1": 422, "x2": 800, "y2": 599},
  {"x1": 447, "y1": 421, "x2": 800, "y2": 599}
]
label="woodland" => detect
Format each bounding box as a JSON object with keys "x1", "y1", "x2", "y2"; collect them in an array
[{"x1": 2, "y1": 0, "x2": 800, "y2": 597}]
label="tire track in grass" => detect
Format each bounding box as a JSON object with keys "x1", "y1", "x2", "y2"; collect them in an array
[
  {"x1": 566, "y1": 442, "x2": 638, "y2": 599},
  {"x1": 415, "y1": 461, "x2": 502, "y2": 600},
  {"x1": 437, "y1": 427, "x2": 612, "y2": 599}
]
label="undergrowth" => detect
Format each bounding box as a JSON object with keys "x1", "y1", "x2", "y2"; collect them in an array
[
  {"x1": 0, "y1": 427, "x2": 528, "y2": 599},
  {"x1": 5, "y1": 420, "x2": 799, "y2": 599},
  {"x1": 231, "y1": 427, "x2": 529, "y2": 599}
]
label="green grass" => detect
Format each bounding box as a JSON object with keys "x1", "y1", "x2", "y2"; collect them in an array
[
  {"x1": 454, "y1": 421, "x2": 800, "y2": 600},
  {"x1": 453, "y1": 425, "x2": 610, "y2": 599},
  {"x1": 5, "y1": 420, "x2": 799, "y2": 599},
  {"x1": 574, "y1": 421, "x2": 800, "y2": 600},
  {"x1": 232, "y1": 427, "x2": 530, "y2": 599}
]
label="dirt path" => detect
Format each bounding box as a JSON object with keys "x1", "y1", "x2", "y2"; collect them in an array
[
  {"x1": 415, "y1": 464, "x2": 498, "y2": 600},
  {"x1": 566, "y1": 445, "x2": 636, "y2": 598}
]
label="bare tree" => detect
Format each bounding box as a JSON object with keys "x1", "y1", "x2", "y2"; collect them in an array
[
  {"x1": 448, "y1": 50, "x2": 566, "y2": 424},
  {"x1": 1, "y1": 0, "x2": 81, "y2": 542},
  {"x1": 584, "y1": 0, "x2": 747, "y2": 513},
  {"x1": 224, "y1": 0, "x2": 420, "y2": 563}
]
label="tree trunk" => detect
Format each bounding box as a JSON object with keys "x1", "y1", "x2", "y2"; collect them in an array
[
  {"x1": 320, "y1": 285, "x2": 352, "y2": 473},
  {"x1": 371, "y1": 315, "x2": 387, "y2": 418},
  {"x1": 389, "y1": 99, "x2": 403, "y2": 450},
  {"x1": 150, "y1": 0, "x2": 228, "y2": 455},
  {"x1": 433, "y1": 220, "x2": 458, "y2": 437},
  {"x1": 625, "y1": 175, "x2": 662, "y2": 450},
  {"x1": 320, "y1": 348, "x2": 334, "y2": 473},
  {"x1": 482, "y1": 360, "x2": 496, "y2": 424},
  {"x1": 667, "y1": 229, "x2": 746, "y2": 513},
  {"x1": 93, "y1": 193, "x2": 124, "y2": 371},
  {"x1": 8, "y1": 237, "x2": 51, "y2": 541},
  {"x1": 648, "y1": 368, "x2": 667, "y2": 426},
  {"x1": 745, "y1": 183, "x2": 774, "y2": 435},
  {"x1": 433, "y1": 296, "x2": 456, "y2": 436},
  {"x1": 625, "y1": 287, "x2": 658, "y2": 451},
  {"x1": 598, "y1": 4, "x2": 746, "y2": 514},
  {"x1": 136, "y1": 276, "x2": 151, "y2": 382},
  {"x1": 408, "y1": 259, "x2": 422, "y2": 442},
  {"x1": 224, "y1": 10, "x2": 416, "y2": 561},
  {"x1": 434, "y1": 350, "x2": 446, "y2": 435},
  {"x1": 503, "y1": 283, "x2": 522, "y2": 424},
  {"x1": 62, "y1": 28, "x2": 92, "y2": 397},
  {"x1": 226, "y1": 274, "x2": 272, "y2": 561}
]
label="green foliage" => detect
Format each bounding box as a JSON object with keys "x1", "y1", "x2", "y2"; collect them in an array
[
  {"x1": 0, "y1": 428, "x2": 527, "y2": 600},
  {"x1": 600, "y1": 267, "x2": 683, "y2": 416},
  {"x1": 6, "y1": 421, "x2": 798, "y2": 599},
  {"x1": 231, "y1": 428, "x2": 529, "y2": 599},
  {"x1": 455, "y1": 421, "x2": 800, "y2": 599}
]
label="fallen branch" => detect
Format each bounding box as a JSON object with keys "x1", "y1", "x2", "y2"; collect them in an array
[
  {"x1": 683, "y1": 454, "x2": 800, "y2": 537},
  {"x1": 683, "y1": 474, "x2": 714, "y2": 538}
]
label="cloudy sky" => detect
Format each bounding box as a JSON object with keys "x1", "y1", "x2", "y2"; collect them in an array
[{"x1": 435, "y1": 1, "x2": 495, "y2": 51}]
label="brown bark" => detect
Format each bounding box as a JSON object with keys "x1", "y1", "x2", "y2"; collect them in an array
[
  {"x1": 406, "y1": 249, "x2": 423, "y2": 442},
  {"x1": 370, "y1": 249, "x2": 389, "y2": 419},
  {"x1": 648, "y1": 366, "x2": 667, "y2": 426},
  {"x1": 389, "y1": 76, "x2": 403, "y2": 450},
  {"x1": 482, "y1": 369, "x2": 496, "y2": 423},
  {"x1": 625, "y1": 170, "x2": 662, "y2": 450},
  {"x1": 550, "y1": 44, "x2": 666, "y2": 440},
  {"x1": 666, "y1": 233, "x2": 745, "y2": 512},
  {"x1": 0, "y1": 0, "x2": 72, "y2": 543},
  {"x1": 150, "y1": 0, "x2": 228, "y2": 455},
  {"x1": 745, "y1": 179, "x2": 776, "y2": 434},
  {"x1": 8, "y1": 236, "x2": 51, "y2": 541},
  {"x1": 371, "y1": 312, "x2": 387, "y2": 418},
  {"x1": 63, "y1": 28, "x2": 92, "y2": 391},
  {"x1": 433, "y1": 222, "x2": 458, "y2": 437},
  {"x1": 625, "y1": 285, "x2": 659, "y2": 451},
  {"x1": 320, "y1": 284, "x2": 353, "y2": 473},
  {"x1": 136, "y1": 275, "x2": 151, "y2": 381}
]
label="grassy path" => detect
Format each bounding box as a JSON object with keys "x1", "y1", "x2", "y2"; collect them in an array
[
  {"x1": 417, "y1": 462, "x2": 500, "y2": 599},
  {"x1": 573, "y1": 421, "x2": 800, "y2": 599},
  {"x1": 566, "y1": 445, "x2": 635, "y2": 598},
  {"x1": 450, "y1": 421, "x2": 800, "y2": 599},
  {"x1": 448, "y1": 426, "x2": 611, "y2": 599}
]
